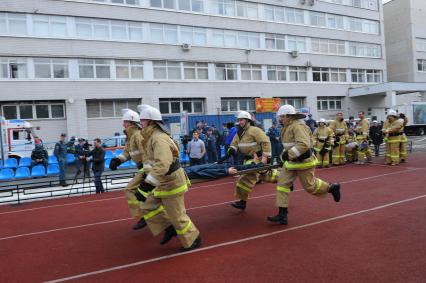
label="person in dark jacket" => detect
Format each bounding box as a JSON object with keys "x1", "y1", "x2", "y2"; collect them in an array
[
  {"x1": 54, "y1": 133, "x2": 68, "y2": 186},
  {"x1": 305, "y1": 114, "x2": 317, "y2": 133},
  {"x1": 31, "y1": 143, "x2": 48, "y2": 168},
  {"x1": 206, "y1": 127, "x2": 218, "y2": 163},
  {"x1": 369, "y1": 120, "x2": 383, "y2": 157},
  {"x1": 86, "y1": 138, "x2": 105, "y2": 194},
  {"x1": 267, "y1": 121, "x2": 281, "y2": 164}
]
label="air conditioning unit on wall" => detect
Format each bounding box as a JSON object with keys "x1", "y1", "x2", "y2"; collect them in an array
[
  {"x1": 181, "y1": 43, "x2": 192, "y2": 51},
  {"x1": 290, "y1": 50, "x2": 299, "y2": 58}
]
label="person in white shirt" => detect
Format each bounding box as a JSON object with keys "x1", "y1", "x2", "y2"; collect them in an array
[{"x1": 187, "y1": 131, "x2": 206, "y2": 166}]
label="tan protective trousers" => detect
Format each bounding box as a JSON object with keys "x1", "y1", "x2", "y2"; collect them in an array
[
  {"x1": 275, "y1": 167, "x2": 330, "y2": 207},
  {"x1": 386, "y1": 136, "x2": 401, "y2": 165},
  {"x1": 315, "y1": 150, "x2": 330, "y2": 166},
  {"x1": 124, "y1": 172, "x2": 144, "y2": 219},
  {"x1": 346, "y1": 148, "x2": 357, "y2": 162},
  {"x1": 332, "y1": 143, "x2": 346, "y2": 165},
  {"x1": 142, "y1": 194, "x2": 199, "y2": 248},
  {"x1": 235, "y1": 172, "x2": 260, "y2": 201},
  {"x1": 356, "y1": 136, "x2": 372, "y2": 162},
  {"x1": 400, "y1": 134, "x2": 407, "y2": 161}
]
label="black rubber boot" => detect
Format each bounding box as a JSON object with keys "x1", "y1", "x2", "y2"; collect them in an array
[
  {"x1": 133, "y1": 218, "x2": 147, "y2": 230},
  {"x1": 231, "y1": 200, "x2": 246, "y2": 210},
  {"x1": 180, "y1": 236, "x2": 202, "y2": 252},
  {"x1": 328, "y1": 183, "x2": 341, "y2": 202},
  {"x1": 160, "y1": 225, "x2": 177, "y2": 245},
  {"x1": 267, "y1": 207, "x2": 288, "y2": 225}
]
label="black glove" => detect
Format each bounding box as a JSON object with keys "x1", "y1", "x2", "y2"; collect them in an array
[
  {"x1": 134, "y1": 189, "x2": 147, "y2": 202},
  {"x1": 139, "y1": 179, "x2": 155, "y2": 192},
  {"x1": 280, "y1": 151, "x2": 289, "y2": 163},
  {"x1": 319, "y1": 147, "x2": 328, "y2": 155},
  {"x1": 109, "y1": 158, "x2": 122, "y2": 171},
  {"x1": 335, "y1": 135, "x2": 340, "y2": 144}
]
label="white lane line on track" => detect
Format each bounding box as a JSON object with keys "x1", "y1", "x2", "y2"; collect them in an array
[
  {"x1": 45, "y1": 194, "x2": 426, "y2": 283},
  {"x1": 0, "y1": 168, "x2": 419, "y2": 241},
  {"x1": 0, "y1": 180, "x2": 236, "y2": 216}
]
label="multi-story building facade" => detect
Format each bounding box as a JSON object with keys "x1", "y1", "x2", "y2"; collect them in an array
[{"x1": 0, "y1": 0, "x2": 386, "y2": 140}]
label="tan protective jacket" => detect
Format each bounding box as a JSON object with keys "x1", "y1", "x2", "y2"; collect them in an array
[
  {"x1": 281, "y1": 118, "x2": 316, "y2": 170},
  {"x1": 141, "y1": 124, "x2": 188, "y2": 198},
  {"x1": 117, "y1": 124, "x2": 144, "y2": 164},
  {"x1": 313, "y1": 126, "x2": 334, "y2": 150},
  {"x1": 329, "y1": 120, "x2": 348, "y2": 144},
  {"x1": 356, "y1": 118, "x2": 370, "y2": 139},
  {"x1": 230, "y1": 123, "x2": 271, "y2": 158}
]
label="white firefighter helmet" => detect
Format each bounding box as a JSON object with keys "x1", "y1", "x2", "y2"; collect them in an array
[
  {"x1": 276, "y1": 104, "x2": 306, "y2": 119},
  {"x1": 319, "y1": 118, "x2": 326, "y2": 124},
  {"x1": 137, "y1": 104, "x2": 163, "y2": 121},
  {"x1": 236, "y1": 111, "x2": 252, "y2": 120},
  {"x1": 387, "y1": 109, "x2": 398, "y2": 117},
  {"x1": 121, "y1": 109, "x2": 140, "y2": 122}
]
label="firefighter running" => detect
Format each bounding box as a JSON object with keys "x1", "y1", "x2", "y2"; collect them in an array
[
  {"x1": 267, "y1": 105, "x2": 341, "y2": 225},
  {"x1": 313, "y1": 118, "x2": 334, "y2": 168},
  {"x1": 109, "y1": 109, "x2": 147, "y2": 230},
  {"x1": 226, "y1": 110, "x2": 272, "y2": 210},
  {"x1": 329, "y1": 112, "x2": 349, "y2": 165},
  {"x1": 135, "y1": 104, "x2": 201, "y2": 252}
]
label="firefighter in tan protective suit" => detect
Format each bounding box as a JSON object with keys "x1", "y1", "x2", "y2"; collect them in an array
[
  {"x1": 135, "y1": 104, "x2": 201, "y2": 252},
  {"x1": 225, "y1": 111, "x2": 271, "y2": 210},
  {"x1": 329, "y1": 112, "x2": 349, "y2": 165},
  {"x1": 109, "y1": 109, "x2": 146, "y2": 230},
  {"x1": 313, "y1": 118, "x2": 334, "y2": 168},
  {"x1": 383, "y1": 109, "x2": 403, "y2": 166},
  {"x1": 267, "y1": 105, "x2": 341, "y2": 225},
  {"x1": 399, "y1": 113, "x2": 409, "y2": 162},
  {"x1": 355, "y1": 111, "x2": 372, "y2": 164}
]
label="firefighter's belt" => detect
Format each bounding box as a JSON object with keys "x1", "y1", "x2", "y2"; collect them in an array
[
  {"x1": 166, "y1": 160, "x2": 181, "y2": 175},
  {"x1": 388, "y1": 133, "x2": 401, "y2": 137}
]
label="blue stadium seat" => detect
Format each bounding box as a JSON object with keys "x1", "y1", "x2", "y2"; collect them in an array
[
  {"x1": 130, "y1": 160, "x2": 137, "y2": 168},
  {"x1": 118, "y1": 161, "x2": 131, "y2": 169},
  {"x1": 48, "y1": 155, "x2": 58, "y2": 165},
  {"x1": 0, "y1": 168, "x2": 14, "y2": 181},
  {"x1": 47, "y1": 164, "x2": 60, "y2": 176},
  {"x1": 31, "y1": 165, "x2": 46, "y2": 178},
  {"x1": 4, "y1": 158, "x2": 18, "y2": 169},
  {"x1": 66, "y1": 153, "x2": 75, "y2": 165},
  {"x1": 114, "y1": 149, "x2": 123, "y2": 156},
  {"x1": 105, "y1": 150, "x2": 114, "y2": 159},
  {"x1": 15, "y1": 167, "x2": 30, "y2": 179},
  {"x1": 0, "y1": 159, "x2": 3, "y2": 169},
  {"x1": 104, "y1": 158, "x2": 111, "y2": 170},
  {"x1": 18, "y1": 157, "x2": 31, "y2": 168}
]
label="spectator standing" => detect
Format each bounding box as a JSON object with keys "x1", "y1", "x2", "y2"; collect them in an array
[
  {"x1": 187, "y1": 131, "x2": 206, "y2": 166},
  {"x1": 54, "y1": 133, "x2": 68, "y2": 187},
  {"x1": 74, "y1": 138, "x2": 87, "y2": 176},
  {"x1": 369, "y1": 120, "x2": 383, "y2": 157},
  {"x1": 305, "y1": 114, "x2": 317, "y2": 133},
  {"x1": 206, "y1": 128, "x2": 218, "y2": 163},
  {"x1": 86, "y1": 138, "x2": 105, "y2": 194},
  {"x1": 267, "y1": 121, "x2": 281, "y2": 163},
  {"x1": 31, "y1": 143, "x2": 48, "y2": 168}
]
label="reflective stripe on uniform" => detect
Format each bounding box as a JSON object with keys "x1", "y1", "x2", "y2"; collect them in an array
[
  {"x1": 236, "y1": 182, "x2": 252, "y2": 193},
  {"x1": 176, "y1": 220, "x2": 193, "y2": 235},
  {"x1": 129, "y1": 150, "x2": 140, "y2": 156},
  {"x1": 315, "y1": 179, "x2": 326, "y2": 194},
  {"x1": 277, "y1": 186, "x2": 291, "y2": 193},
  {"x1": 238, "y1": 142, "x2": 258, "y2": 148},
  {"x1": 117, "y1": 154, "x2": 127, "y2": 162},
  {"x1": 137, "y1": 187, "x2": 149, "y2": 198},
  {"x1": 282, "y1": 142, "x2": 295, "y2": 148},
  {"x1": 270, "y1": 169, "x2": 278, "y2": 181},
  {"x1": 285, "y1": 157, "x2": 318, "y2": 170},
  {"x1": 152, "y1": 183, "x2": 188, "y2": 197},
  {"x1": 143, "y1": 205, "x2": 165, "y2": 220},
  {"x1": 127, "y1": 200, "x2": 140, "y2": 205},
  {"x1": 146, "y1": 173, "x2": 160, "y2": 186},
  {"x1": 290, "y1": 146, "x2": 302, "y2": 157},
  {"x1": 143, "y1": 163, "x2": 153, "y2": 169},
  {"x1": 138, "y1": 168, "x2": 145, "y2": 173},
  {"x1": 386, "y1": 139, "x2": 401, "y2": 143}
]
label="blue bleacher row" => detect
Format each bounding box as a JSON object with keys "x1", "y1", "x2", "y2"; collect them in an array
[{"x1": 0, "y1": 147, "x2": 225, "y2": 181}]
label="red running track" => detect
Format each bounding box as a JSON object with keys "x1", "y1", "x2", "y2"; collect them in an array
[{"x1": 0, "y1": 154, "x2": 425, "y2": 283}]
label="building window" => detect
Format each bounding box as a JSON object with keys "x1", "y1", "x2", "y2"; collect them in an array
[
  {"x1": 1, "y1": 102, "x2": 65, "y2": 120},
  {"x1": 34, "y1": 58, "x2": 69, "y2": 79},
  {"x1": 278, "y1": 97, "x2": 305, "y2": 110},
  {"x1": 236, "y1": 1, "x2": 258, "y2": 19},
  {"x1": 180, "y1": 26, "x2": 207, "y2": 45},
  {"x1": 240, "y1": 64, "x2": 262, "y2": 80},
  {"x1": 264, "y1": 5, "x2": 284, "y2": 22},
  {"x1": 150, "y1": 23, "x2": 178, "y2": 43},
  {"x1": 349, "y1": 42, "x2": 381, "y2": 57},
  {"x1": 183, "y1": 62, "x2": 208, "y2": 79},
  {"x1": 153, "y1": 61, "x2": 182, "y2": 79},
  {"x1": 267, "y1": 65, "x2": 287, "y2": 81},
  {"x1": 110, "y1": 0, "x2": 140, "y2": 4},
  {"x1": 366, "y1": 70, "x2": 381, "y2": 83},
  {"x1": 4, "y1": 13, "x2": 27, "y2": 35},
  {"x1": 313, "y1": 67, "x2": 346, "y2": 82},
  {"x1": 317, "y1": 96, "x2": 342, "y2": 111},
  {"x1": 78, "y1": 59, "x2": 111, "y2": 79},
  {"x1": 310, "y1": 12, "x2": 327, "y2": 27},
  {"x1": 221, "y1": 98, "x2": 255, "y2": 112},
  {"x1": 327, "y1": 14, "x2": 344, "y2": 29},
  {"x1": 86, "y1": 99, "x2": 140, "y2": 118},
  {"x1": 351, "y1": 69, "x2": 381, "y2": 83},
  {"x1": 351, "y1": 69, "x2": 365, "y2": 83},
  {"x1": 150, "y1": 0, "x2": 176, "y2": 9},
  {"x1": 416, "y1": 38, "x2": 426, "y2": 52},
  {"x1": 211, "y1": 0, "x2": 236, "y2": 16},
  {"x1": 418, "y1": 59, "x2": 426, "y2": 72},
  {"x1": 115, "y1": 59, "x2": 143, "y2": 79},
  {"x1": 330, "y1": 68, "x2": 347, "y2": 82},
  {"x1": 289, "y1": 66, "x2": 307, "y2": 81},
  {"x1": 159, "y1": 98, "x2": 204, "y2": 114},
  {"x1": 237, "y1": 31, "x2": 260, "y2": 49},
  {"x1": 285, "y1": 7, "x2": 305, "y2": 24},
  {"x1": 311, "y1": 38, "x2": 345, "y2": 55},
  {"x1": 177, "y1": 0, "x2": 204, "y2": 12},
  {"x1": 265, "y1": 34, "x2": 285, "y2": 50},
  {"x1": 0, "y1": 58, "x2": 27, "y2": 79},
  {"x1": 33, "y1": 15, "x2": 67, "y2": 37},
  {"x1": 215, "y1": 63, "x2": 237, "y2": 80},
  {"x1": 287, "y1": 36, "x2": 306, "y2": 52}
]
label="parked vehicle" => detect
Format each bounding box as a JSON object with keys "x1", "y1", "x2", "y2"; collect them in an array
[{"x1": 395, "y1": 102, "x2": 426, "y2": 135}]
